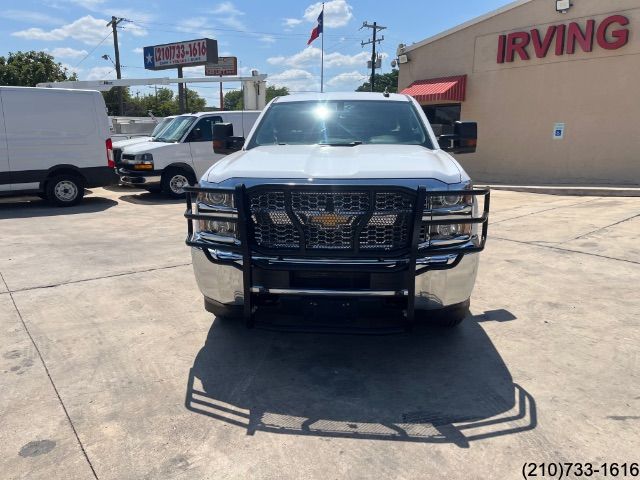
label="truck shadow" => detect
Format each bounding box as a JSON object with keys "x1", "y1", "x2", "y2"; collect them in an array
[
  {"x1": 185, "y1": 312, "x2": 536, "y2": 447},
  {"x1": 0, "y1": 195, "x2": 117, "y2": 219}
]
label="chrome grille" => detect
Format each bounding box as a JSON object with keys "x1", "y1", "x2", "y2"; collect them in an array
[{"x1": 248, "y1": 188, "x2": 416, "y2": 253}]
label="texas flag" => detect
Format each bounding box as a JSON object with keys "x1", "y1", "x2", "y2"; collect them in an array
[{"x1": 307, "y1": 9, "x2": 323, "y2": 45}]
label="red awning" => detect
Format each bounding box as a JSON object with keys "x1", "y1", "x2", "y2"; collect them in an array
[{"x1": 401, "y1": 75, "x2": 467, "y2": 103}]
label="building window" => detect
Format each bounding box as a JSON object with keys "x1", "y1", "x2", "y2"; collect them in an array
[{"x1": 422, "y1": 104, "x2": 461, "y2": 136}]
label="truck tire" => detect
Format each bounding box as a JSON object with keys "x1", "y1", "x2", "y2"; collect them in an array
[
  {"x1": 416, "y1": 299, "x2": 470, "y2": 328},
  {"x1": 161, "y1": 167, "x2": 194, "y2": 198},
  {"x1": 45, "y1": 174, "x2": 84, "y2": 207}
]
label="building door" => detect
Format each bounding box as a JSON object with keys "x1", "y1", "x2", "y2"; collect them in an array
[{"x1": 422, "y1": 104, "x2": 461, "y2": 137}]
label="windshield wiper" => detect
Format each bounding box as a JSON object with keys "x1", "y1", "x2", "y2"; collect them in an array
[{"x1": 319, "y1": 141, "x2": 362, "y2": 147}]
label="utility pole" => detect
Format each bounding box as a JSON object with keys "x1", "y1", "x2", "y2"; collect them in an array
[
  {"x1": 361, "y1": 21, "x2": 386, "y2": 92},
  {"x1": 107, "y1": 16, "x2": 124, "y2": 115},
  {"x1": 177, "y1": 67, "x2": 185, "y2": 114}
]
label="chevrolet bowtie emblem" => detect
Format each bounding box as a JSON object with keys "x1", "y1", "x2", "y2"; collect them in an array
[{"x1": 308, "y1": 213, "x2": 352, "y2": 228}]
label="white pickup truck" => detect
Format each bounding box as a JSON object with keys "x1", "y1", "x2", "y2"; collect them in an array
[
  {"x1": 117, "y1": 111, "x2": 259, "y2": 197},
  {"x1": 184, "y1": 93, "x2": 490, "y2": 331}
]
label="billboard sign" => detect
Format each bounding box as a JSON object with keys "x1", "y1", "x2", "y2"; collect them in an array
[
  {"x1": 143, "y1": 38, "x2": 218, "y2": 70},
  {"x1": 205, "y1": 57, "x2": 238, "y2": 76}
]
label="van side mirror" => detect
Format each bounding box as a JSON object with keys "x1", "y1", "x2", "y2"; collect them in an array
[
  {"x1": 438, "y1": 121, "x2": 477, "y2": 154},
  {"x1": 212, "y1": 123, "x2": 245, "y2": 155}
]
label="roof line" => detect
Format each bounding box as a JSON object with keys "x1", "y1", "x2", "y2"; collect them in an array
[{"x1": 403, "y1": 0, "x2": 534, "y2": 53}]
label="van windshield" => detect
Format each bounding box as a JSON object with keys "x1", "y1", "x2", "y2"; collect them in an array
[
  {"x1": 150, "y1": 117, "x2": 174, "y2": 137},
  {"x1": 154, "y1": 116, "x2": 196, "y2": 143},
  {"x1": 248, "y1": 100, "x2": 433, "y2": 149}
]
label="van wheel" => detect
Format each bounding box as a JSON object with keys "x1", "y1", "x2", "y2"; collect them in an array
[
  {"x1": 45, "y1": 175, "x2": 84, "y2": 207},
  {"x1": 162, "y1": 167, "x2": 194, "y2": 198}
]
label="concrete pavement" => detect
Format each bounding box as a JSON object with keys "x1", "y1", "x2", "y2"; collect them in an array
[{"x1": 1, "y1": 187, "x2": 638, "y2": 479}]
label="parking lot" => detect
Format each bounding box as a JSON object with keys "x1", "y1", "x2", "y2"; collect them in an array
[{"x1": 1, "y1": 187, "x2": 639, "y2": 479}]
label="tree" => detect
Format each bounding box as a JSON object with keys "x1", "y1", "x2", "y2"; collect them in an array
[
  {"x1": 356, "y1": 69, "x2": 399, "y2": 93},
  {"x1": 103, "y1": 86, "x2": 208, "y2": 116},
  {"x1": 0, "y1": 50, "x2": 78, "y2": 87},
  {"x1": 223, "y1": 85, "x2": 289, "y2": 110}
]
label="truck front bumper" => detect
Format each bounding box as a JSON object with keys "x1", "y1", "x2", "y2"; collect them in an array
[
  {"x1": 191, "y1": 247, "x2": 479, "y2": 313},
  {"x1": 118, "y1": 168, "x2": 162, "y2": 188}
]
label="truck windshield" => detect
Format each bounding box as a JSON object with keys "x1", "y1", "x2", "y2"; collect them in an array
[
  {"x1": 150, "y1": 117, "x2": 174, "y2": 137},
  {"x1": 154, "y1": 116, "x2": 196, "y2": 143},
  {"x1": 248, "y1": 100, "x2": 433, "y2": 149}
]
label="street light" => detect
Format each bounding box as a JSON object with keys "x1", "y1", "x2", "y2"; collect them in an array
[{"x1": 101, "y1": 54, "x2": 115, "y2": 67}]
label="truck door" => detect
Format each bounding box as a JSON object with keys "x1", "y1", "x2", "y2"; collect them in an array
[
  {"x1": 0, "y1": 92, "x2": 9, "y2": 192},
  {"x1": 187, "y1": 115, "x2": 223, "y2": 178}
]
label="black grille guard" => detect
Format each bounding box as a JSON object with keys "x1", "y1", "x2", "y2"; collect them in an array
[{"x1": 185, "y1": 184, "x2": 490, "y2": 326}]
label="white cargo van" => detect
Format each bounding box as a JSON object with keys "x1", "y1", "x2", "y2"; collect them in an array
[
  {"x1": 112, "y1": 115, "x2": 177, "y2": 155},
  {"x1": 0, "y1": 86, "x2": 117, "y2": 206},
  {"x1": 118, "y1": 111, "x2": 260, "y2": 197}
]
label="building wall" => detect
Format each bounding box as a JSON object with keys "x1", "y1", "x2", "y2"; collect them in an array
[{"x1": 399, "y1": 0, "x2": 640, "y2": 186}]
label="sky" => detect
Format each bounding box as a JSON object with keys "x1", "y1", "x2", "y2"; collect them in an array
[{"x1": 0, "y1": 0, "x2": 514, "y2": 107}]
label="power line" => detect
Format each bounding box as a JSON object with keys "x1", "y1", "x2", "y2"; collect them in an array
[
  {"x1": 128, "y1": 19, "x2": 361, "y2": 40},
  {"x1": 360, "y1": 21, "x2": 386, "y2": 91},
  {"x1": 74, "y1": 31, "x2": 112, "y2": 67}
]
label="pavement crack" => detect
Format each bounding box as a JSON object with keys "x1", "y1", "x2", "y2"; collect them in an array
[
  {"x1": 492, "y1": 237, "x2": 640, "y2": 266},
  {"x1": 490, "y1": 198, "x2": 599, "y2": 226},
  {"x1": 0, "y1": 271, "x2": 99, "y2": 480},
  {"x1": 6, "y1": 262, "x2": 192, "y2": 294},
  {"x1": 558, "y1": 213, "x2": 640, "y2": 244}
]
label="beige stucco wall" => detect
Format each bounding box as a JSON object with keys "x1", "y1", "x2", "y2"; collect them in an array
[{"x1": 399, "y1": 0, "x2": 640, "y2": 186}]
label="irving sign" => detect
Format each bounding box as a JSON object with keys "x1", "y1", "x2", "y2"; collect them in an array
[{"x1": 497, "y1": 15, "x2": 630, "y2": 63}]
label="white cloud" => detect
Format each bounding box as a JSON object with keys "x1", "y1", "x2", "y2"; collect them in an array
[
  {"x1": 260, "y1": 35, "x2": 276, "y2": 45},
  {"x1": 60, "y1": 63, "x2": 83, "y2": 76},
  {"x1": 176, "y1": 18, "x2": 215, "y2": 38},
  {"x1": 182, "y1": 66, "x2": 205, "y2": 77},
  {"x1": 0, "y1": 10, "x2": 65, "y2": 26},
  {"x1": 84, "y1": 66, "x2": 115, "y2": 81},
  {"x1": 211, "y1": 2, "x2": 245, "y2": 16},
  {"x1": 46, "y1": 47, "x2": 89, "y2": 59},
  {"x1": 304, "y1": 0, "x2": 353, "y2": 28},
  {"x1": 283, "y1": 18, "x2": 302, "y2": 28},
  {"x1": 210, "y1": 2, "x2": 247, "y2": 31},
  {"x1": 133, "y1": 47, "x2": 143, "y2": 54},
  {"x1": 269, "y1": 69, "x2": 319, "y2": 92},
  {"x1": 326, "y1": 70, "x2": 368, "y2": 88},
  {"x1": 267, "y1": 47, "x2": 371, "y2": 69},
  {"x1": 12, "y1": 15, "x2": 109, "y2": 45}
]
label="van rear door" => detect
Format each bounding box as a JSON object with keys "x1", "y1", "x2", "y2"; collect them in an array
[{"x1": 0, "y1": 91, "x2": 9, "y2": 192}]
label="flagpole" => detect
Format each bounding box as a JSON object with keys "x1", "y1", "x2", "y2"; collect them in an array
[{"x1": 321, "y1": 3, "x2": 324, "y2": 93}]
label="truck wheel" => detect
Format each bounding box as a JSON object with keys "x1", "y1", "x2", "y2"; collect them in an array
[
  {"x1": 416, "y1": 299, "x2": 470, "y2": 328},
  {"x1": 161, "y1": 168, "x2": 194, "y2": 198},
  {"x1": 45, "y1": 174, "x2": 84, "y2": 207}
]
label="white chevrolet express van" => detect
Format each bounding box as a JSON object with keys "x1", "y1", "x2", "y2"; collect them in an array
[
  {"x1": 118, "y1": 111, "x2": 260, "y2": 197},
  {"x1": 0, "y1": 86, "x2": 117, "y2": 206}
]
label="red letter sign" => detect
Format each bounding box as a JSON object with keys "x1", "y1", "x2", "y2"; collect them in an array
[
  {"x1": 505, "y1": 32, "x2": 531, "y2": 62},
  {"x1": 531, "y1": 26, "x2": 557, "y2": 58},
  {"x1": 597, "y1": 15, "x2": 630, "y2": 50},
  {"x1": 566, "y1": 20, "x2": 595, "y2": 54}
]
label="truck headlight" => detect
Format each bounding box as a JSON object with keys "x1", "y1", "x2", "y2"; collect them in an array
[
  {"x1": 198, "y1": 219, "x2": 237, "y2": 239},
  {"x1": 197, "y1": 191, "x2": 235, "y2": 209},
  {"x1": 430, "y1": 223, "x2": 472, "y2": 240},
  {"x1": 128, "y1": 153, "x2": 154, "y2": 170}
]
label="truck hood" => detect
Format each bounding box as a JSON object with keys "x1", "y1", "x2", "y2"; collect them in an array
[
  {"x1": 205, "y1": 145, "x2": 462, "y2": 184},
  {"x1": 120, "y1": 140, "x2": 177, "y2": 155},
  {"x1": 113, "y1": 136, "x2": 152, "y2": 149}
]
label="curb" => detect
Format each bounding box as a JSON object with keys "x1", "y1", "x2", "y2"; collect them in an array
[{"x1": 482, "y1": 185, "x2": 640, "y2": 197}]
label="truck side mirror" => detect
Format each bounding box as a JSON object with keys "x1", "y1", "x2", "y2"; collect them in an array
[
  {"x1": 439, "y1": 121, "x2": 477, "y2": 155},
  {"x1": 213, "y1": 123, "x2": 245, "y2": 155}
]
